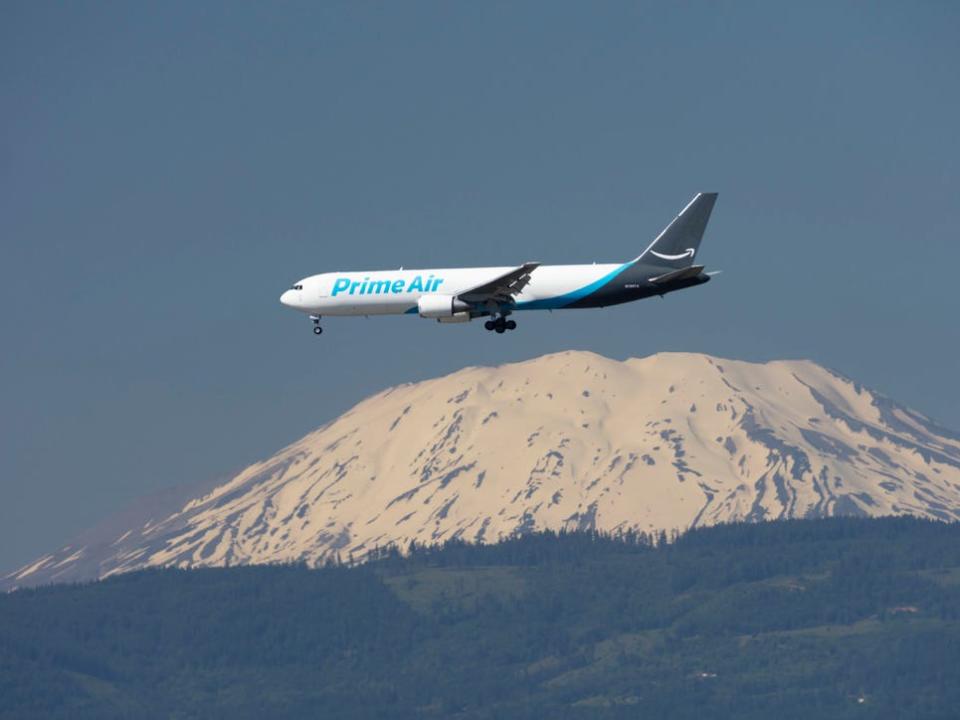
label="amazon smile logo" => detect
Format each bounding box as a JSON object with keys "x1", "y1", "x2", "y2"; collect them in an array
[{"x1": 650, "y1": 247, "x2": 696, "y2": 261}]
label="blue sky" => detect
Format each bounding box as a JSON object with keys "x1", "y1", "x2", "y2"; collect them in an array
[{"x1": 2, "y1": 1, "x2": 958, "y2": 573}]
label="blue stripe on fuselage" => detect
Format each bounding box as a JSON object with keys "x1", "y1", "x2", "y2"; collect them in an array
[{"x1": 512, "y1": 262, "x2": 631, "y2": 310}]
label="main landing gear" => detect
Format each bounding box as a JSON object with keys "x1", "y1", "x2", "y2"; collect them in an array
[
  {"x1": 311, "y1": 315, "x2": 323, "y2": 335},
  {"x1": 484, "y1": 317, "x2": 517, "y2": 334}
]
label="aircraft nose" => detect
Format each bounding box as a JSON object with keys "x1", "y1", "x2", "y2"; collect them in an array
[{"x1": 280, "y1": 289, "x2": 297, "y2": 307}]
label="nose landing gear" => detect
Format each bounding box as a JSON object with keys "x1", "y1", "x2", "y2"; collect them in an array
[{"x1": 311, "y1": 315, "x2": 323, "y2": 335}]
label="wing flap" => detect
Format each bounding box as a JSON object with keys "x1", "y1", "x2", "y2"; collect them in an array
[{"x1": 457, "y1": 262, "x2": 541, "y2": 304}]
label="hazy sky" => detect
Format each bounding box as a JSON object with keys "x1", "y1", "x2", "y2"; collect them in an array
[{"x1": 2, "y1": 1, "x2": 958, "y2": 574}]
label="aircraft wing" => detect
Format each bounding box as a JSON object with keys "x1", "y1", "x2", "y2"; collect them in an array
[
  {"x1": 457, "y1": 262, "x2": 541, "y2": 305},
  {"x1": 649, "y1": 264, "x2": 705, "y2": 285}
]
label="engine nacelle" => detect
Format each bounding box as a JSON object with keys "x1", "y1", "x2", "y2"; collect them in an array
[
  {"x1": 437, "y1": 312, "x2": 471, "y2": 324},
  {"x1": 418, "y1": 294, "x2": 470, "y2": 319}
]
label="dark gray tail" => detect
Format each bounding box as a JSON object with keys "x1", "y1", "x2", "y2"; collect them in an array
[{"x1": 634, "y1": 193, "x2": 718, "y2": 267}]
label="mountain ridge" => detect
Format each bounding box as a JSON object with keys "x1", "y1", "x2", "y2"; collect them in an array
[{"x1": 6, "y1": 350, "x2": 960, "y2": 590}]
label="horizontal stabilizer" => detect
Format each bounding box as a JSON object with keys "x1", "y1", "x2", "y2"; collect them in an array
[{"x1": 649, "y1": 264, "x2": 704, "y2": 285}]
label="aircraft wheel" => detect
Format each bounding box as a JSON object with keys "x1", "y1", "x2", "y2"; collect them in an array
[
  {"x1": 484, "y1": 320, "x2": 495, "y2": 331},
  {"x1": 506, "y1": 320, "x2": 517, "y2": 331},
  {"x1": 313, "y1": 326, "x2": 323, "y2": 335},
  {"x1": 495, "y1": 326, "x2": 505, "y2": 334}
]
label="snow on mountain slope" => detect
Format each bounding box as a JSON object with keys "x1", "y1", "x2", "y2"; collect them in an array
[{"x1": 6, "y1": 351, "x2": 960, "y2": 590}]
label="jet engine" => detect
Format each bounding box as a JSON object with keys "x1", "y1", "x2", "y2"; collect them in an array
[{"x1": 418, "y1": 294, "x2": 471, "y2": 321}]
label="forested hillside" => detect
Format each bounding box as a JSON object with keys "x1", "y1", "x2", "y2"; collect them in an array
[{"x1": 3, "y1": 517, "x2": 960, "y2": 719}]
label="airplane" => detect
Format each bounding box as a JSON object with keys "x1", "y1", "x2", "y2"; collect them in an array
[{"x1": 280, "y1": 192, "x2": 718, "y2": 335}]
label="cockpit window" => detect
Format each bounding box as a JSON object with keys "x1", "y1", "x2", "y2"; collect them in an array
[{"x1": 291, "y1": 284, "x2": 303, "y2": 290}]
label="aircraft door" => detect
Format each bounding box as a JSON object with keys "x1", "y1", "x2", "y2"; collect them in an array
[{"x1": 315, "y1": 276, "x2": 332, "y2": 300}]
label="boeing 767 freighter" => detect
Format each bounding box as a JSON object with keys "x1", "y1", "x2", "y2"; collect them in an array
[{"x1": 280, "y1": 193, "x2": 718, "y2": 335}]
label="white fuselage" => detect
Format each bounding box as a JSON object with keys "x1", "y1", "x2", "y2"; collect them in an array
[
  {"x1": 280, "y1": 264, "x2": 624, "y2": 316},
  {"x1": 279, "y1": 193, "x2": 718, "y2": 331}
]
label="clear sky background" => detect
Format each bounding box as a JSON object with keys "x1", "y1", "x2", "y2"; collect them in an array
[{"x1": 2, "y1": 1, "x2": 958, "y2": 574}]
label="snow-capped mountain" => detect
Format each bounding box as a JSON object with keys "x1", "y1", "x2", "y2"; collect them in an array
[{"x1": 7, "y1": 351, "x2": 960, "y2": 590}]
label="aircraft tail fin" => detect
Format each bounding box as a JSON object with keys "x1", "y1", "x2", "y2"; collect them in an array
[{"x1": 634, "y1": 193, "x2": 718, "y2": 267}]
